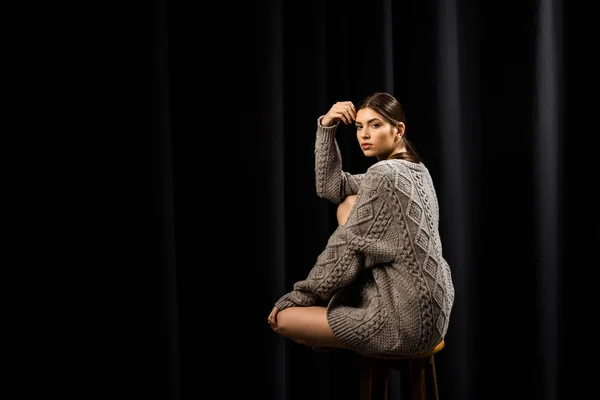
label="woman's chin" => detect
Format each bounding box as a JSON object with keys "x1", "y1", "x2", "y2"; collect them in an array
[{"x1": 363, "y1": 150, "x2": 383, "y2": 159}]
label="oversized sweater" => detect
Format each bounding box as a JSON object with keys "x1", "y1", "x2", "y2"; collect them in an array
[{"x1": 275, "y1": 117, "x2": 455, "y2": 355}]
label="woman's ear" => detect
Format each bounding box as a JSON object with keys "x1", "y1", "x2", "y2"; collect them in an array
[{"x1": 396, "y1": 122, "x2": 406, "y2": 136}]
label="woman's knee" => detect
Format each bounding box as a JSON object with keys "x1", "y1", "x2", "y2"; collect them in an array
[{"x1": 276, "y1": 309, "x2": 293, "y2": 335}]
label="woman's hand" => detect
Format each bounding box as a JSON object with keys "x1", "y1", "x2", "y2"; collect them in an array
[
  {"x1": 322, "y1": 101, "x2": 356, "y2": 126},
  {"x1": 268, "y1": 306, "x2": 280, "y2": 332}
]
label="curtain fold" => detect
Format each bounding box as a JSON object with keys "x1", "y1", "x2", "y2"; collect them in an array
[{"x1": 157, "y1": 0, "x2": 598, "y2": 398}]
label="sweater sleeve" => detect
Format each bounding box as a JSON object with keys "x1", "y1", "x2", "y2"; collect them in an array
[
  {"x1": 275, "y1": 164, "x2": 399, "y2": 311},
  {"x1": 314, "y1": 116, "x2": 365, "y2": 204}
]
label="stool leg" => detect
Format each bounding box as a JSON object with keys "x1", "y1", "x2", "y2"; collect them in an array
[
  {"x1": 430, "y1": 355, "x2": 439, "y2": 400},
  {"x1": 409, "y1": 358, "x2": 426, "y2": 400},
  {"x1": 360, "y1": 357, "x2": 390, "y2": 400},
  {"x1": 372, "y1": 361, "x2": 389, "y2": 400},
  {"x1": 360, "y1": 356, "x2": 374, "y2": 400}
]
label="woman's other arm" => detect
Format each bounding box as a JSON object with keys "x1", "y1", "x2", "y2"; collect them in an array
[
  {"x1": 315, "y1": 102, "x2": 364, "y2": 204},
  {"x1": 275, "y1": 164, "x2": 399, "y2": 311}
]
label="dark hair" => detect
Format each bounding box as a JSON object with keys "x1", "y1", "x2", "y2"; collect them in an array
[{"x1": 357, "y1": 92, "x2": 421, "y2": 163}]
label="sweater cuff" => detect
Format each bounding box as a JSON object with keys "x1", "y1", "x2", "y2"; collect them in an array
[
  {"x1": 275, "y1": 291, "x2": 318, "y2": 311},
  {"x1": 316, "y1": 116, "x2": 338, "y2": 146},
  {"x1": 274, "y1": 294, "x2": 296, "y2": 311}
]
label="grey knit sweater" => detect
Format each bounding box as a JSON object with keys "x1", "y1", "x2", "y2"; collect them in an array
[{"x1": 275, "y1": 117, "x2": 455, "y2": 355}]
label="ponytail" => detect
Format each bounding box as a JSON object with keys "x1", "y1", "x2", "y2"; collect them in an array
[{"x1": 388, "y1": 138, "x2": 421, "y2": 163}]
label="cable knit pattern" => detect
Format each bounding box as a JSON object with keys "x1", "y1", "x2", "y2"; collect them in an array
[{"x1": 275, "y1": 117, "x2": 454, "y2": 355}]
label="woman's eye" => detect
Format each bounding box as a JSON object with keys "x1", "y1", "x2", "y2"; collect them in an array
[{"x1": 371, "y1": 124, "x2": 379, "y2": 128}]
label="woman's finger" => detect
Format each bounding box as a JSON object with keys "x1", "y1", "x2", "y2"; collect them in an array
[
  {"x1": 340, "y1": 108, "x2": 353, "y2": 125},
  {"x1": 344, "y1": 109, "x2": 354, "y2": 123},
  {"x1": 268, "y1": 306, "x2": 279, "y2": 331},
  {"x1": 348, "y1": 105, "x2": 356, "y2": 121},
  {"x1": 336, "y1": 110, "x2": 344, "y2": 124},
  {"x1": 269, "y1": 318, "x2": 278, "y2": 332}
]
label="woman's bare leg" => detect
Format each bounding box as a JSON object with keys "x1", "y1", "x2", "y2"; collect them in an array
[
  {"x1": 276, "y1": 306, "x2": 348, "y2": 348},
  {"x1": 337, "y1": 195, "x2": 357, "y2": 226}
]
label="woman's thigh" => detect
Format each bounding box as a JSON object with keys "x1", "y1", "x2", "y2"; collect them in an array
[
  {"x1": 337, "y1": 194, "x2": 357, "y2": 226},
  {"x1": 276, "y1": 306, "x2": 348, "y2": 348}
]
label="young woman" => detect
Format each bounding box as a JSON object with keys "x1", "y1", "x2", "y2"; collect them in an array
[{"x1": 268, "y1": 92, "x2": 455, "y2": 355}]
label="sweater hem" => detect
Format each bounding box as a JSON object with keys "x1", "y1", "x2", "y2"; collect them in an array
[{"x1": 326, "y1": 307, "x2": 372, "y2": 351}]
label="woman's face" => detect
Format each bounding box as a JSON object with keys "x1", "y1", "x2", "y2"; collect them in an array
[{"x1": 355, "y1": 107, "x2": 404, "y2": 161}]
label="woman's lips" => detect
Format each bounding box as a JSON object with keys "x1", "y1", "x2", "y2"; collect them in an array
[{"x1": 361, "y1": 143, "x2": 372, "y2": 149}]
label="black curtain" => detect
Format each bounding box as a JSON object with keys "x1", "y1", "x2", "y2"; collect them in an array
[{"x1": 151, "y1": 0, "x2": 598, "y2": 399}]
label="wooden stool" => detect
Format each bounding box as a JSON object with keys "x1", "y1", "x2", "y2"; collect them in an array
[{"x1": 359, "y1": 340, "x2": 445, "y2": 400}]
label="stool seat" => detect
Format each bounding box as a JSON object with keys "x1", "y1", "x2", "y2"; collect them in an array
[
  {"x1": 365, "y1": 339, "x2": 445, "y2": 360},
  {"x1": 359, "y1": 340, "x2": 445, "y2": 400}
]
